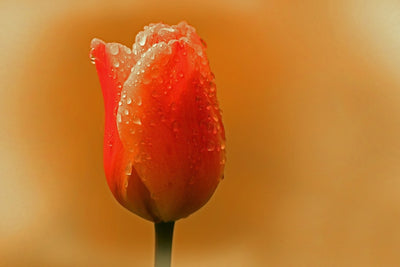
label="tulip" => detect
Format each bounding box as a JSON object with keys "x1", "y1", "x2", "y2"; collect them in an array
[{"x1": 90, "y1": 21, "x2": 226, "y2": 266}]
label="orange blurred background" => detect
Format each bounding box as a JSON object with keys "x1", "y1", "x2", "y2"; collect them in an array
[{"x1": 2, "y1": 0, "x2": 400, "y2": 266}]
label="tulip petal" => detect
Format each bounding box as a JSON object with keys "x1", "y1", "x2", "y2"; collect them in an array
[{"x1": 90, "y1": 38, "x2": 161, "y2": 221}]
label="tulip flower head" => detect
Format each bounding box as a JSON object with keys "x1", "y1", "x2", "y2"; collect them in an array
[{"x1": 90, "y1": 21, "x2": 225, "y2": 223}]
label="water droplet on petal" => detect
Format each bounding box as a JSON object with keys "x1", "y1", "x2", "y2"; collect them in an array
[
  {"x1": 117, "y1": 113, "x2": 122, "y2": 123},
  {"x1": 136, "y1": 96, "x2": 142, "y2": 106},
  {"x1": 114, "y1": 61, "x2": 120, "y2": 68},
  {"x1": 124, "y1": 46, "x2": 132, "y2": 54},
  {"x1": 212, "y1": 114, "x2": 219, "y2": 122},
  {"x1": 118, "y1": 101, "x2": 122, "y2": 106},
  {"x1": 133, "y1": 115, "x2": 142, "y2": 125},
  {"x1": 151, "y1": 90, "x2": 161, "y2": 98},
  {"x1": 138, "y1": 34, "x2": 147, "y2": 46},
  {"x1": 124, "y1": 109, "x2": 129, "y2": 115},
  {"x1": 172, "y1": 121, "x2": 179, "y2": 133},
  {"x1": 127, "y1": 97, "x2": 132, "y2": 104},
  {"x1": 164, "y1": 27, "x2": 175, "y2": 32},
  {"x1": 125, "y1": 163, "x2": 132, "y2": 175},
  {"x1": 221, "y1": 142, "x2": 226, "y2": 150},
  {"x1": 134, "y1": 154, "x2": 141, "y2": 163},
  {"x1": 89, "y1": 48, "x2": 96, "y2": 64},
  {"x1": 110, "y1": 44, "x2": 119, "y2": 55},
  {"x1": 207, "y1": 141, "x2": 215, "y2": 151},
  {"x1": 143, "y1": 77, "x2": 151, "y2": 84}
]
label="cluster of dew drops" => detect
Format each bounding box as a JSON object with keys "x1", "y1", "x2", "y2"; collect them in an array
[{"x1": 90, "y1": 27, "x2": 226, "y2": 179}]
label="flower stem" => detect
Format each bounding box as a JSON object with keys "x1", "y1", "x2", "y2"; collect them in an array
[{"x1": 154, "y1": 221, "x2": 175, "y2": 267}]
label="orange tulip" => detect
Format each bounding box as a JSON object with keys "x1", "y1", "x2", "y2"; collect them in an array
[{"x1": 90, "y1": 21, "x2": 225, "y2": 223}]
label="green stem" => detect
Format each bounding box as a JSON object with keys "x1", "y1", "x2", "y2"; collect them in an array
[{"x1": 154, "y1": 221, "x2": 175, "y2": 267}]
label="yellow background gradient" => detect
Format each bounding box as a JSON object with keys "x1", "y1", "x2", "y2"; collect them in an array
[{"x1": 2, "y1": 0, "x2": 400, "y2": 266}]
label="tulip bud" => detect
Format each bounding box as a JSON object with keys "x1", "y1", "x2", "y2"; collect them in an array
[{"x1": 90, "y1": 21, "x2": 225, "y2": 222}]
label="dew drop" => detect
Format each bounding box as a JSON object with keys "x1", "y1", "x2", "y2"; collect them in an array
[
  {"x1": 133, "y1": 115, "x2": 142, "y2": 125},
  {"x1": 136, "y1": 96, "x2": 142, "y2": 106},
  {"x1": 212, "y1": 114, "x2": 219, "y2": 122},
  {"x1": 89, "y1": 48, "x2": 96, "y2": 64},
  {"x1": 163, "y1": 27, "x2": 175, "y2": 32},
  {"x1": 124, "y1": 180, "x2": 129, "y2": 189},
  {"x1": 138, "y1": 34, "x2": 147, "y2": 46},
  {"x1": 118, "y1": 101, "x2": 122, "y2": 106},
  {"x1": 172, "y1": 121, "x2": 179, "y2": 133},
  {"x1": 166, "y1": 46, "x2": 172, "y2": 55},
  {"x1": 137, "y1": 61, "x2": 142, "y2": 66},
  {"x1": 143, "y1": 76, "x2": 151, "y2": 85},
  {"x1": 134, "y1": 154, "x2": 141, "y2": 163},
  {"x1": 170, "y1": 102, "x2": 177, "y2": 111},
  {"x1": 160, "y1": 115, "x2": 166, "y2": 122},
  {"x1": 117, "y1": 113, "x2": 122, "y2": 123},
  {"x1": 124, "y1": 109, "x2": 129, "y2": 115},
  {"x1": 125, "y1": 46, "x2": 132, "y2": 54},
  {"x1": 114, "y1": 61, "x2": 120, "y2": 68},
  {"x1": 127, "y1": 97, "x2": 132, "y2": 104},
  {"x1": 221, "y1": 143, "x2": 226, "y2": 150},
  {"x1": 125, "y1": 163, "x2": 132, "y2": 175},
  {"x1": 151, "y1": 90, "x2": 161, "y2": 98},
  {"x1": 110, "y1": 44, "x2": 119, "y2": 55},
  {"x1": 207, "y1": 141, "x2": 215, "y2": 151}
]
